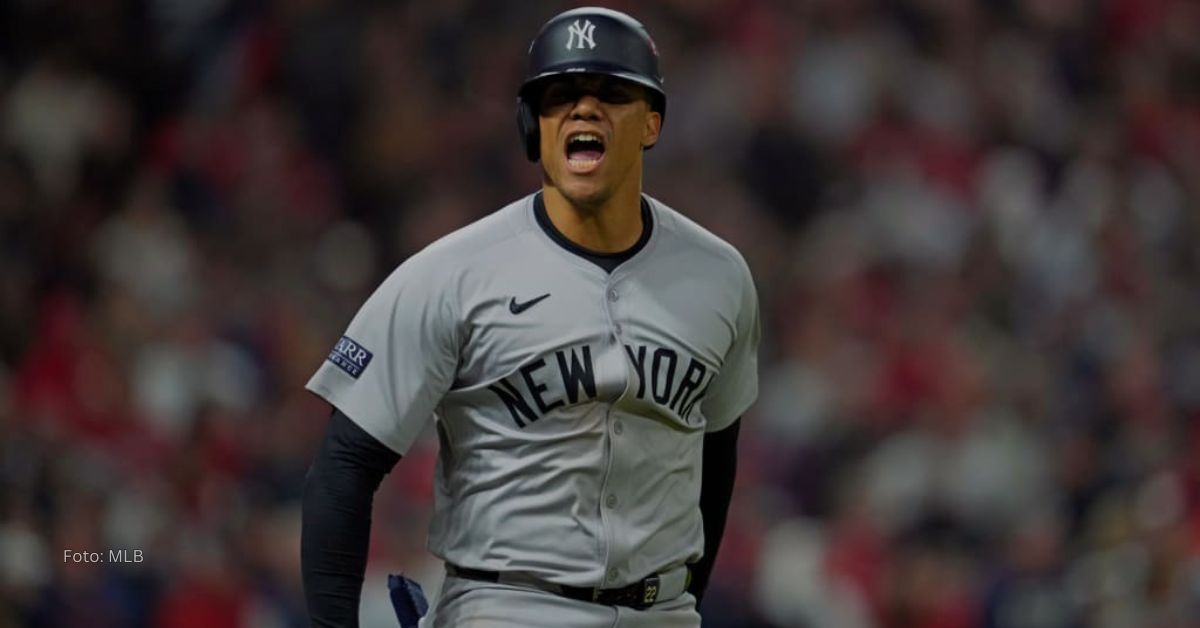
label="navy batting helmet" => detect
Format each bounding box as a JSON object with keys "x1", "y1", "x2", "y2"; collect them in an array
[{"x1": 516, "y1": 7, "x2": 666, "y2": 162}]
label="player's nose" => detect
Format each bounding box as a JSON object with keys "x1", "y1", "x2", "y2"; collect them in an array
[{"x1": 568, "y1": 94, "x2": 603, "y2": 120}]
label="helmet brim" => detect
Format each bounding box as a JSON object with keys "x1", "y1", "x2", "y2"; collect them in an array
[{"x1": 519, "y1": 68, "x2": 666, "y2": 117}]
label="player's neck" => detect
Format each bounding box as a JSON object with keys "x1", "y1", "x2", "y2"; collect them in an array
[{"x1": 541, "y1": 179, "x2": 644, "y2": 254}]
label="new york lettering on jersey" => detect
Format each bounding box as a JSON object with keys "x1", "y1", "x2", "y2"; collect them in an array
[
  {"x1": 482, "y1": 341, "x2": 715, "y2": 429},
  {"x1": 484, "y1": 341, "x2": 716, "y2": 428}
]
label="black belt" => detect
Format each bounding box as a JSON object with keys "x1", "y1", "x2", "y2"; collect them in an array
[{"x1": 446, "y1": 564, "x2": 683, "y2": 611}]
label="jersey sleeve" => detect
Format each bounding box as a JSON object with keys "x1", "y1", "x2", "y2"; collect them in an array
[
  {"x1": 305, "y1": 254, "x2": 460, "y2": 456},
  {"x1": 701, "y1": 259, "x2": 761, "y2": 432}
]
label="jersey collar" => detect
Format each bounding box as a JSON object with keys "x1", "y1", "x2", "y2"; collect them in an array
[{"x1": 526, "y1": 191, "x2": 659, "y2": 277}]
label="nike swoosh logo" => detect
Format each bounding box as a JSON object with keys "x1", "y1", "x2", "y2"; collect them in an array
[{"x1": 509, "y1": 293, "x2": 551, "y2": 314}]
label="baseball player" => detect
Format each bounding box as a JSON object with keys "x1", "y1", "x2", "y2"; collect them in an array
[{"x1": 301, "y1": 7, "x2": 759, "y2": 627}]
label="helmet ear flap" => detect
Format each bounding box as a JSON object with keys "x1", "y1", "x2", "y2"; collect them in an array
[{"x1": 516, "y1": 98, "x2": 540, "y2": 162}]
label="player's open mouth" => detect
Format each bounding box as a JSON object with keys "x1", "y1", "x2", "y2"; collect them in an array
[{"x1": 565, "y1": 132, "x2": 605, "y2": 173}]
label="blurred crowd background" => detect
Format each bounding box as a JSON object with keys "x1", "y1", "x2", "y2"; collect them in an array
[{"x1": 1, "y1": 0, "x2": 1199, "y2": 627}]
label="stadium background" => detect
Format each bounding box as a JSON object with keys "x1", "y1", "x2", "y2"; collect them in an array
[{"x1": 2, "y1": 0, "x2": 1199, "y2": 626}]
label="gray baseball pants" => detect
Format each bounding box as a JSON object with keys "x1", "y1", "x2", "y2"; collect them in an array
[{"x1": 418, "y1": 574, "x2": 702, "y2": 628}]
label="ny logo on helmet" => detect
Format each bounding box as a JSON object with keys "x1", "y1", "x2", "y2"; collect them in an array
[{"x1": 565, "y1": 19, "x2": 596, "y2": 50}]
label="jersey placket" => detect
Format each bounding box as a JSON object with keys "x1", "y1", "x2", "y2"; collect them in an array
[
  {"x1": 528, "y1": 225, "x2": 622, "y2": 586},
  {"x1": 596, "y1": 275, "x2": 630, "y2": 587}
]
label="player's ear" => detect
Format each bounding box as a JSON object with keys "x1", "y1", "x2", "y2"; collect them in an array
[{"x1": 641, "y1": 109, "x2": 662, "y2": 150}]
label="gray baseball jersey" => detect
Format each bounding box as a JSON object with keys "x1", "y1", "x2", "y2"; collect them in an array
[{"x1": 306, "y1": 192, "x2": 759, "y2": 589}]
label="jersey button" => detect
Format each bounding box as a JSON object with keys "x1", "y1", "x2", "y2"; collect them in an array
[
  {"x1": 607, "y1": 288, "x2": 619, "y2": 302},
  {"x1": 613, "y1": 421, "x2": 624, "y2": 435},
  {"x1": 613, "y1": 323, "x2": 622, "y2": 335},
  {"x1": 606, "y1": 494, "x2": 618, "y2": 508},
  {"x1": 607, "y1": 568, "x2": 619, "y2": 583}
]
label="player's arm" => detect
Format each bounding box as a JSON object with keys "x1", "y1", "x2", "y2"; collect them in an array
[
  {"x1": 687, "y1": 416, "x2": 741, "y2": 605},
  {"x1": 302, "y1": 407, "x2": 401, "y2": 628},
  {"x1": 689, "y1": 255, "x2": 759, "y2": 606}
]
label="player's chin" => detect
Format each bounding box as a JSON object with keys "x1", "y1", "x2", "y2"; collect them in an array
[{"x1": 557, "y1": 178, "x2": 609, "y2": 207}]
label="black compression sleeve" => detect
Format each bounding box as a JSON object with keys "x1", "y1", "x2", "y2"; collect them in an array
[
  {"x1": 687, "y1": 418, "x2": 741, "y2": 606},
  {"x1": 301, "y1": 408, "x2": 401, "y2": 628}
]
